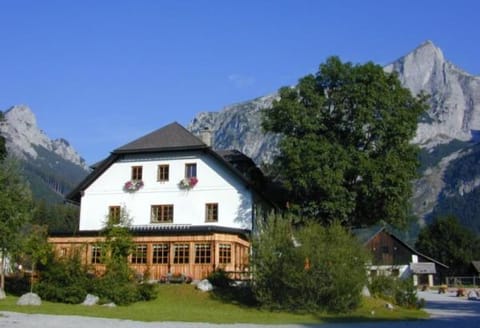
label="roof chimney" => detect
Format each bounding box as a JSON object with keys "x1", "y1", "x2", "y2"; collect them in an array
[{"x1": 199, "y1": 127, "x2": 213, "y2": 147}]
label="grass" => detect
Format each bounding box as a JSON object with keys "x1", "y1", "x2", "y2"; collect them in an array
[{"x1": 0, "y1": 284, "x2": 428, "y2": 324}]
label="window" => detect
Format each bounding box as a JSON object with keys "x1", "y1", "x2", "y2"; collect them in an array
[
  {"x1": 205, "y1": 203, "x2": 218, "y2": 222},
  {"x1": 219, "y1": 244, "x2": 231, "y2": 264},
  {"x1": 108, "y1": 206, "x2": 121, "y2": 224},
  {"x1": 151, "y1": 205, "x2": 174, "y2": 223},
  {"x1": 59, "y1": 248, "x2": 68, "y2": 258},
  {"x1": 185, "y1": 163, "x2": 197, "y2": 178},
  {"x1": 195, "y1": 243, "x2": 211, "y2": 264},
  {"x1": 91, "y1": 246, "x2": 102, "y2": 264},
  {"x1": 173, "y1": 244, "x2": 189, "y2": 264},
  {"x1": 153, "y1": 244, "x2": 169, "y2": 264},
  {"x1": 131, "y1": 166, "x2": 143, "y2": 180},
  {"x1": 131, "y1": 244, "x2": 147, "y2": 264},
  {"x1": 157, "y1": 164, "x2": 169, "y2": 182}
]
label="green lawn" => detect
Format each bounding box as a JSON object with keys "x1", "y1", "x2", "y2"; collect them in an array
[{"x1": 0, "y1": 284, "x2": 428, "y2": 324}]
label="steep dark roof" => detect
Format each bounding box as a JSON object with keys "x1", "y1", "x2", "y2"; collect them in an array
[
  {"x1": 216, "y1": 149, "x2": 265, "y2": 184},
  {"x1": 65, "y1": 122, "x2": 274, "y2": 206},
  {"x1": 351, "y1": 225, "x2": 385, "y2": 245},
  {"x1": 114, "y1": 122, "x2": 207, "y2": 153}
]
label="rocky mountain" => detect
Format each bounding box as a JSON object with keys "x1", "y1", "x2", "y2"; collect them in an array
[
  {"x1": 189, "y1": 94, "x2": 280, "y2": 165},
  {"x1": 0, "y1": 105, "x2": 89, "y2": 202},
  {"x1": 189, "y1": 41, "x2": 480, "y2": 234}
]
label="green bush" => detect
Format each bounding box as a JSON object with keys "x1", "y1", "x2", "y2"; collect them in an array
[
  {"x1": 369, "y1": 275, "x2": 396, "y2": 299},
  {"x1": 207, "y1": 269, "x2": 232, "y2": 288},
  {"x1": 5, "y1": 275, "x2": 30, "y2": 296},
  {"x1": 369, "y1": 275, "x2": 421, "y2": 309},
  {"x1": 251, "y1": 215, "x2": 370, "y2": 313},
  {"x1": 137, "y1": 283, "x2": 158, "y2": 301},
  {"x1": 35, "y1": 250, "x2": 91, "y2": 304}
]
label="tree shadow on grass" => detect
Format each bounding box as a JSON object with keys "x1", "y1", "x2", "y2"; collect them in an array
[{"x1": 208, "y1": 284, "x2": 259, "y2": 308}]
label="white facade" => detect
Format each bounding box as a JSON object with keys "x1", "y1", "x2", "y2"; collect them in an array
[{"x1": 79, "y1": 151, "x2": 253, "y2": 231}]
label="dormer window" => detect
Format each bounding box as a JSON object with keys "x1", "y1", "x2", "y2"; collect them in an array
[
  {"x1": 131, "y1": 166, "x2": 143, "y2": 181},
  {"x1": 185, "y1": 163, "x2": 197, "y2": 178}
]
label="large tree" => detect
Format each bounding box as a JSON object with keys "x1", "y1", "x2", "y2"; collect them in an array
[
  {"x1": 263, "y1": 56, "x2": 427, "y2": 227},
  {"x1": 0, "y1": 158, "x2": 33, "y2": 293},
  {"x1": 415, "y1": 215, "x2": 480, "y2": 275}
]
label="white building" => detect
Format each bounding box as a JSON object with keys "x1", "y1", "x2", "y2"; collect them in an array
[{"x1": 49, "y1": 122, "x2": 272, "y2": 280}]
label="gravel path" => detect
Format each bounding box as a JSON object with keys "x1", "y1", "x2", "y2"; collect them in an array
[{"x1": 1, "y1": 290, "x2": 479, "y2": 328}]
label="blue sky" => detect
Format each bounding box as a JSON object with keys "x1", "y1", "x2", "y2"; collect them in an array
[{"x1": 1, "y1": 0, "x2": 479, "y2": 164}]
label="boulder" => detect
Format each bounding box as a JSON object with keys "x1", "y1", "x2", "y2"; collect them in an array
[
  {"x1": 82, "y1": 294, "x2": 99, "y2": 306},
  {"x1": 196, "y1": 279, "x2": 214, "y2": 292},
  {"x1": 102, "y1": 302, "x2": 117, "y2": 307},
  {"x1": 17, "y1": 292, "x2": 41, "y2": 306},
  {"x1": 385, "y1": 302, "x2": 394, "y2": 310}
]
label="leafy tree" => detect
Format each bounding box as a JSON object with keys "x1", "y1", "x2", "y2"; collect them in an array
[
  {"x1": 20, "y1": 224, "x2": 51, "y2": 292},
  {"x1": 94, "y1": 207, "x2": 151, "y2": 305},
  {"x1": 35, "y1": 247, "x2": 93, "y2": 304},
  {"x1": 415, "y1": 215, "x2": 480, "y2": 275},
  {"x1": 262, "y1": 57, "x2": 427, "y2": 227},
  {"x1": 32, "y1": 200, "x2": 80, "y2": 233},
  {"x1": 251, "y1": 214, "x2": 369, "y2": 312},
  {"x1": 0, "y1": 158, "x2": 33, "y2": 293}
]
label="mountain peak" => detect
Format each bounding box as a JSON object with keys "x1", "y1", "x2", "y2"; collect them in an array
[
  {"x1": 5, "y1": 104, "x2": 38, "y2": 128},
  {"x1": 1, "y1": 104, "x2": 88, "y2": 170},
  {"x1": 410, "y1": 39, "x2": 445, "y2": 63},
  {"x1": 384, "y1": 40, "x2": 448, "y2": 97}
]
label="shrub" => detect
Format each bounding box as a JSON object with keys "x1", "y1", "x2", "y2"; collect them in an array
[
  {"x1": 251, "y1": 215, "x2": 370, "y2": 313},
  {"x1": 137, "y1": 283, "x2": 157, "y2": 301},
  {"x1": 5, "y1": 275, "x2": 30, "y2": 296},
  {"x1": 394, "y1": 278, "x2": 420, "y2": 308},
  {"x1": 369, "y1": 275, "x2": 397, "y2": 299},
  {"x1": 369, "y1": 275, "x2": 422, "y2": 309},
  {"x1": 207, "y1": 269, "x2": 232, "y2": 288},
  {"x1": 35, "y1": 249, "x2": 91, "y2": 304}
]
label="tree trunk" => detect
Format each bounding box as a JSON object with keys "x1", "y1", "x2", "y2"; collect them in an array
[
  {"x1": 30, "y1": 262, "x2": 36, "y2": 293},
  {"x1": 0, "y1": 251, "x2": 5, "y2": 291}
]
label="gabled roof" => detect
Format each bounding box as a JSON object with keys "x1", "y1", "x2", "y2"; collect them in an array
[
  {"x1": 352, "y1": 225, "x2": 449, "y2": 269},
  {"x1": 351, "y1": 225, "x2": 385, "y2": 245},
  {"x1": 65, "y1": 122, "x2": 271, "y2": 205},
  {"x1": 114, "y1": 122, "x2": 207, "y2": 154}
]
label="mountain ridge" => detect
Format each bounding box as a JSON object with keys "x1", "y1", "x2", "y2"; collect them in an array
[
  {"x1": 189, "y1": 40, "x2": 480, "y2": 233},
  {"x1": 0, "y1": 105, "x2": 89, "y2": 202}
]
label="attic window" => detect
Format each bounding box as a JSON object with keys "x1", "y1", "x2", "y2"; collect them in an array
[
  {"x1": 131, "y1": 166, "x2": 143, "y2": 181},
  {"x1": 157, "y1": 164, "x2": 169, "y2": 182},
  {"x1": 185, "y1": 163, "x2": 197, "y2": 178}
]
